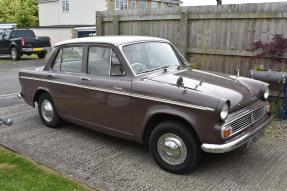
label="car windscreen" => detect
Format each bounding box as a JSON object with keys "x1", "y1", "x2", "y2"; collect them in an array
[
  {"x1": 122, "y1": 42, "x2": 182, "y2": 75},
  {"x1": 10, "y1": 30, "x2": 35, "y2": 38}
]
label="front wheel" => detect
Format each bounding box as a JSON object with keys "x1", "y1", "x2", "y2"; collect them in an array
[
  {"x1": 10, "y1": 47, "x2": 20, "y2": 61},
  {"x1": 149, "y1": 121, "x2": 201, "y2": 174},
  {"x1": 37, "y1": 51, "x2": 47, "y2": 59},
  {"x1": 38, "y1": 93, "x2": 61, "y2": 128}
]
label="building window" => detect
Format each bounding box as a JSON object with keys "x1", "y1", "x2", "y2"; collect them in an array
[
  {"x1": 140, "y1": 0, "x2": 147, "y2": 9},
  {"x1": 62, "y1": 0, "x2": 69, "y2": 12},
  {"x1": 151, "y1": 0, "x2": 158, "y2": 9},
  {"x1": 131, "y1": 0, "x2": 137, "y2": 9},
  {"x1": 115, "y1": 0, "x2": 128, "y2": 10}
]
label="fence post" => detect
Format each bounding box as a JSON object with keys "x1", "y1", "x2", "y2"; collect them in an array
[
  {"x1": 112, "y1": 14, "x2": 120, "y2": 35},
  {"x1": 179, "y1": 10, "x2": 188, "y2": 58},
  {"x1": 96, "y1": 13, "x2": 103, "y2": 36}
]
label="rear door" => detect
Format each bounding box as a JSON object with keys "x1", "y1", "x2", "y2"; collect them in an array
[{"x1": 47, "y1": 45, "x2": 90, "y2": 120}]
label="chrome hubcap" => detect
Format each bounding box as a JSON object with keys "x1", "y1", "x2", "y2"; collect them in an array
[
  {"x1": 41, "y1": 99, "x2": 54, "y2": 122},
  {"x1": 157, "y1": 133, "x2": 187, "y2": 165}
]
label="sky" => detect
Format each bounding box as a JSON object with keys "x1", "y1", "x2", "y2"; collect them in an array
[{"x1": 182, "y1": 0, "x2": 287, "y2": 6}]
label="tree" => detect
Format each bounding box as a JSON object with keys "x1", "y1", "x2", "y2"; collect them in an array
[{"x1": 0, "y1": 0, "x2": 39, "y2": 28}]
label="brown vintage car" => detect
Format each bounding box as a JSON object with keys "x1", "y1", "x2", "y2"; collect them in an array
[{"x1": 19, "y1": 36, "x2": 272, "y2": 174}]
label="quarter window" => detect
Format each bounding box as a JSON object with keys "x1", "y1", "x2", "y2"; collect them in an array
[
  {"x1": 88, "y1": 47, "x2": 125, "y2": 76},
  {"x1": 53, "y1": 47, "x2": 83, "y2": 73}
]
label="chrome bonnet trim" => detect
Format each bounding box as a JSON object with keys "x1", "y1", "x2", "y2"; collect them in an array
[{"x1": 20, "y1": 76, "x2": 215, "y2": 111}]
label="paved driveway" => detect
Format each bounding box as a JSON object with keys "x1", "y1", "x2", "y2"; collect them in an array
[{"x1": 0, "y1": 60, "x2": 287, "y2": 191}]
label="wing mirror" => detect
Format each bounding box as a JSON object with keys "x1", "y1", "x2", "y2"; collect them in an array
[{"x1": 176, "y1": 77, "x2": 185, "y2": 88}]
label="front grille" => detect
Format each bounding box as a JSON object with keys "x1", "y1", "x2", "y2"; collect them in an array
[{"x1": 223, "y1": 103, "x2": 267, "y2": 136}]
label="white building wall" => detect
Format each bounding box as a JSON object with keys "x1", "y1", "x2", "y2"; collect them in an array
[
  {"x1": 31, "y1": 28, "x2": 74, "y2": 47},
  {"x1": 38, "y1": 1, "x2": 59, "y2": 27},
  {"x1": 39, "y1": 0, "x2": 107, "y2": 26},
  {"x1": 59, "y1": 0, "x2": 106, "y2": 25}
]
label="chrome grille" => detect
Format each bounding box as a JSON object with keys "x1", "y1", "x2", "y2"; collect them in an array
[{"x1": 223, "y1": 103, "x2": 266, "y2": 136}]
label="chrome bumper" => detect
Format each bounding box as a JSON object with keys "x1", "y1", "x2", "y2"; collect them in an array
[
  {"x1": 22, "y1": 47, "x2": 51, "y2": 52},
  {"x1": 201, "y1": 114, "x2": 272, "y2": 154}
]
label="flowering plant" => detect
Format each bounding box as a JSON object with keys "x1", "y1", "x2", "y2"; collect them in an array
[{"x1": 249, "y1": 35, "x2": 287, "y2": 71}]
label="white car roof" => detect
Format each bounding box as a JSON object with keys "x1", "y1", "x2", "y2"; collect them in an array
[{"x1": 55, "y1": 36, "x2": 169, "y2": 47}]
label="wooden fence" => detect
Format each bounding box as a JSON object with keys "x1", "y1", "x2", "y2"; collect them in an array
[{"x1": 96, "y1": 2, "x2": 287, "y2": 76}]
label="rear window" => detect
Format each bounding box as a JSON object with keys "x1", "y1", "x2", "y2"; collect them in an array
[
  {"x1": 53, "y1": 47, "x2": 83, "y2": 73},
  {"x1": 10, "y1": 30, "x2": 35, "y2": 38}
]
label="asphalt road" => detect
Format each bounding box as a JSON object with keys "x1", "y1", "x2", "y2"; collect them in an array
[
  {"x1": 0, "y1": 60, "x2": 287, "y2": 191},
  {"x1": 0, "y1": 57, "x2": 43, "y2": 108}
]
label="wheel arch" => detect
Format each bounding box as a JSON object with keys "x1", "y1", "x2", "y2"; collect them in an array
[
  {"x1": 9, "y1": 43, "x2": 19, "y2": 51},
  {"x1": 32, "y1": 88, "x2": 52, "y2": 107},
  {"x1": 142, "y1": 112, "x2": 201, "y2": 145}
]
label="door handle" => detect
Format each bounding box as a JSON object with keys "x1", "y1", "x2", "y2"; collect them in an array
[
  {"x1": 113, "y1": 85, "x2": 123, "y2": 91},
  {"x1": 81, "y1": 77, "x2": 91, "y2": 81}
]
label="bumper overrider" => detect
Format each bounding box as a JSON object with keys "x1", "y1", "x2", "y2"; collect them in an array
[{"x1": 201, "y1": 114, "x2": 272, "y2": 154}]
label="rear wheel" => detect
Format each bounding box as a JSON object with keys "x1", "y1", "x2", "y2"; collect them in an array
[
  {"x1": 10, "y1": 47, "x2": 20, "y2": 61},
  {"x1": 37, "y1": 51, "x2": 47, "y2": 59},
  {"x1": 38, "y1": 93, "x2": 61, "y2": 128},
  {"x1": 149, "y1": 121, "x2": 201, "y2": 174}
]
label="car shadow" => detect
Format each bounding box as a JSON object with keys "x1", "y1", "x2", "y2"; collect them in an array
[{"x1": 59, "y1": 121, "x2": 262, "y2": 175}]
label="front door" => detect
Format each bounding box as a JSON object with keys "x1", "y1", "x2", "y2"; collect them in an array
[{"x1": 82, "y1": 46, "x2": 132, "y2": 135}]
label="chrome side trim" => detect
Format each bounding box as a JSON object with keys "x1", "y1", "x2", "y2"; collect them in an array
[{"x1": 20, "y1": 76, "x2": 215, "y2": 111}]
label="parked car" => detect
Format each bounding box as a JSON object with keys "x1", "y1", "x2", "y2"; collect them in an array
[
  {"x1": 0, "y1": 29, "x2": 51, "y2": 61},
  {"x1": 18, "y1": 36, "x2": 272, "y2": 174}
]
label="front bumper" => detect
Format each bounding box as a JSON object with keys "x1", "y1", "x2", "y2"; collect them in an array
[{"x1": 201, "y1": 114, "x2": 272, "y2": 153}]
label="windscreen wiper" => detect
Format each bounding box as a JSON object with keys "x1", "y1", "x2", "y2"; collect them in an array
[{"x1": 138, "y1": 65, "x2": 180, "y2": 74}]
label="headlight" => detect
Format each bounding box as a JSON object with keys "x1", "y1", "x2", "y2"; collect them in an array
[
  {"x1": 220, "y1": 103, "x2": 229, "y2": 121},
  {"x1": 264, "y1": 87, "x2": 270, "y2": 100}
]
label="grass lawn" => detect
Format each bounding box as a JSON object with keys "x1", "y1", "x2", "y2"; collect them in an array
[
  {"x1": 0, "y1": 146, "x2": 95, "y2": 191},
  {"x1": 0, "y1": 58, "x2": 12, "y2": 64},
  {"x1": 0, "y1": 54, "x2": 39, "y2": 64}
]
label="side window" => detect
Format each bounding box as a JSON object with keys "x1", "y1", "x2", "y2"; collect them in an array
[
  {"x1": 52, "y1": 47, "x2": 83, "y2": 73},
  {"x1": 88, "y1": 47, "x2": 126, "y2": 76},
  {"x1": 88, "y1": 47, "x2": 111, "y2": 76},
  {"x1": 3, "y1": 31, "x2": 10, "y2": 40},
  {"x1": 0, "y1": 31, "x2": 3, "y2": 40}
]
